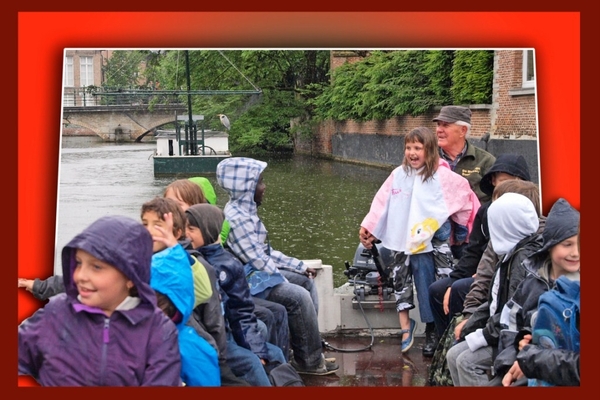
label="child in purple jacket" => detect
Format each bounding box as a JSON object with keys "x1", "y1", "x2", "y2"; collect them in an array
[{"x1": 18, "y1": 215, "x2": 182, "y2": 386}]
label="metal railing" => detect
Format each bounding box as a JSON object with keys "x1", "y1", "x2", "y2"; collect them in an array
[{"x1": 62, "y1": 87, "x2": 184, "y2": 108}]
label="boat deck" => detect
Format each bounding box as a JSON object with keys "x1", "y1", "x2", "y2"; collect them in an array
[{"x1": 302, "y1": 334, "x2": 433, "y2": 387}]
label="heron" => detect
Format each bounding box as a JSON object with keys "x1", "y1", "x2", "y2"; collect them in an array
[{"x1": 218, "y1": 114, "x2": 230, "y2": 131}]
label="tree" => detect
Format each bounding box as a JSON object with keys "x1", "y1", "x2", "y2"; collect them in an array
[
  {"x1": 102, "y1": 50, "x2": 148, "y2": 89},
  {"x1": 310, "y1": 49, "x2": 492, "y2": 122},
  {"x1": 152, "y1": 50, "x2": 330, "y2": 152}
]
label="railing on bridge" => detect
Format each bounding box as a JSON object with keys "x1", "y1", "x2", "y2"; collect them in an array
[
  {"x1": 63, "y1": 86, "x2": 262, "y2": 108},
  {"x1": 62, "y1": 87, "x2": 184, "y2": 108}
]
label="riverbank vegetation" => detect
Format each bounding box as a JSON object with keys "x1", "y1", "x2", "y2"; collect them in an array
[{"x1": 100, "y1": 50, "x2": 493, "y2": 153}]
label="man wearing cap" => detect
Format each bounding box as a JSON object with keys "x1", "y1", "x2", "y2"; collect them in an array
[{"x1": 433, "y1": 105, "x2": 496, "y2": 204}]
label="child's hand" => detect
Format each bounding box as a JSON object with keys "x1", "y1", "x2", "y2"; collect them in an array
[
  {"x1": 443, "y1": 287, "x2": 451, "y2": 315},
  {"x1": 305, "y1": 267, "x2": 318, "y2": 278},
  {"x1": 359, "y1": 227, "x2": 376, "y2": 249},
  {"x1": 152, "y1": 212, "x2": 179, "y2": 249},
  {"x1": 454, "y1": 318, "x2": 468, "y2": 341},
  {"x1": 502, "y1": 361, "x2": 524, "y2": 386},
  {"x1": 518, "y1": 334, "x2": 532, "y2": 351},
  {"x1": 18, "y1": 278, "x2": 34, "y2": 293}
]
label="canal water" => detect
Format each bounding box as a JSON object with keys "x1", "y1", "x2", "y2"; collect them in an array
[{"x1": 55, "y1": 136, "x2": 393, "y2": 287}]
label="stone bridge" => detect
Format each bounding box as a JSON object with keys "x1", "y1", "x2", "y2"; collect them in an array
[{"x1": 62, "y1": 104, "x2": 187, "y2": 142}]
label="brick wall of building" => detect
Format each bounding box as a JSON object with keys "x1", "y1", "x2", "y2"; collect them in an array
[
  {"x1": 491, "y1": 50, "x2": 537, "y2": 139},
  {"x1": 297, "y1": 50, "x2": 536, "y2": 159},
  {"x1": 296, "y1": 108, "x2": 491, "y2": 155}
]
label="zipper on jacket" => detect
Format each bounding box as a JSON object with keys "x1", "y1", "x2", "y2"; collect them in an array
[{"x1": 100, "y1": 317, "x2": 110, "y2": 385}]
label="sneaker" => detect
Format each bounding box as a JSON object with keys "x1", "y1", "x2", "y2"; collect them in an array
[
  {"x1": 290, "y1": 355, "x2": 339, "y2": 376},
  {"x1": 422, "y1": 329, "x2": 438, "y2": 357},
  {"x1": 400, "y1": 318, "x2": 416, "y2": 353}
]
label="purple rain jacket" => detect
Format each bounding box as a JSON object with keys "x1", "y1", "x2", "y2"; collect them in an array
[{"x1": 18, "y1": 215, "x2": 182, "y2": 386}]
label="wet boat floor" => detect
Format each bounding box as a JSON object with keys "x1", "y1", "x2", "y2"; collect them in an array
[{"x1": 301, "y1": 335, "x2": 433, "y2": 387}]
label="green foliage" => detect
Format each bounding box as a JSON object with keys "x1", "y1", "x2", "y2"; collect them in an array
[
  {"x1": 230, "y1": 89, "x2": 305, "y2": 152},
  {"x1": 311, "y1": 50, "x2": 492, "y2": 121},
  {"x1": 151, "y1": 50, "x2": 330, "y2": 152},
  {"x1": 424, "y1": 50, "x2": 454, "y2": 104},
  {"x1": 101, "y1": 49, "x2": 493, "y2": 150},
  {"x1": 102, "y1": 50, "x2": 148, "y2": 89},
  {"x1": 450, "y1": 50, "x2": 494, "y2": 104}
]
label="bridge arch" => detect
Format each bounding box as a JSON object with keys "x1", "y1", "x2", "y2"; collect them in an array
[{"x1": 62, "y1": 104, "x2": 187, "y2": 142}]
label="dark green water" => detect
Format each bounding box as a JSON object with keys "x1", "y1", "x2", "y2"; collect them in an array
[{"x1": 56, "y1": 137, "x2": 393, "y2": 287}]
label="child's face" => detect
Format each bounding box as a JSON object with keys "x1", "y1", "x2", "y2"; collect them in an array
[
  {"x1": 165, "y1": 188, "x2": 190, "y2": 211},
  {"x1": 550, "y1": 234, "x2": 580, "y2": 278},
  {"x1": 492, "y1": 172, "x2": 517, "y2": 188},
  {"x1": 254, "y1": 174, "x2": 266, "y2": 206},
  {"x1": 185, "y1": 225, "x2": 204, "y2": 248},
  {"x1": 141, "y1": 210, "x2": 169, "y2": 253},
  {"x1": 72, "y1": 249, "x2": 133, "y2": 316},
  {"x1": 405, "y1": 140, "x2": 426, "y2": 169}
]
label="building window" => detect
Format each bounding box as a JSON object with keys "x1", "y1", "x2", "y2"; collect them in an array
[
  {"x1": 64, "y1": 56, "x2": 74, "y2": 87},
  {"x1": 522, "y1": 50, "x2": 535, "y2": 89},
  {"x1": 80, "y1": 56, "x2": 94, "y2": 87}
]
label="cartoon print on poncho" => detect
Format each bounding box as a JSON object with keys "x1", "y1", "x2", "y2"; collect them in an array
[
  {"x1": 363, "y1": 160, "x2": 479, "y2": 254},
  {"x1": 409, "y1": 217, "x2": 440, "y2": 253}
]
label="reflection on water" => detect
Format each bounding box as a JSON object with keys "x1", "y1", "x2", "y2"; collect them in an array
[{"x1": 56, "y1": 136, "x2": 393, "y2": 287}]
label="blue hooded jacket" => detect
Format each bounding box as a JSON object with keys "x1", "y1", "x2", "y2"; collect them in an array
[
  {"x1": 18, "y1": 215, "x2": 182, "y2": 386},
  {"x1": 185, "y1": 204, "x2": 271, "y2": 361},
  {"x1": 151, "y1": 244, "x2": 221, "y2": 386}
]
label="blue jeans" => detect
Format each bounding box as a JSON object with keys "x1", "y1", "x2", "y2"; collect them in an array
[
  {"x1": 435, "y1": 219, "x2": 452, "y2": 241},
  {"x1": 429, "y1": 277, "x2": 474, "y2": 337},
  {"x1": 279, "y1": 269, "x2": 319, "y2": 315},
  {"x1": 253, "y1": 297, "x2": 290, "y2": 362},
  {"x1": 410, "y1": 252, "x2": 436, "y2": 324},
  {"x1": 226, "y1": 331, "x2": 286, "y2": 386},
  {"x1": 261, "y1": 281, "x2": 322, "y2": 370}
]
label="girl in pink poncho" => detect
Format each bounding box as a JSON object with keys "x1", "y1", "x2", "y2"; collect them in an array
[{"x1": 359, "y1": 127, "x2": 480, "y2": 354}]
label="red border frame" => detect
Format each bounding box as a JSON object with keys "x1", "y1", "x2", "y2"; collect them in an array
[{"x1": 10, "y1": 6, "x2": 595, "y2": 396}]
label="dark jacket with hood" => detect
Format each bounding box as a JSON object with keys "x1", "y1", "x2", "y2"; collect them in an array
[
  {"x1": 186, "y1": 204, "x2": 272, "y2": 362},
  {"x1": 18, "y1": 215, "x2": 181, "y2": 386}
]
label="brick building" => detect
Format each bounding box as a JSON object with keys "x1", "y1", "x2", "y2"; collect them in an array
[
  {"x1": 63, "y1": 50, "x2": 110, "y2": 107},
  {"x1": 296, "y1": 49, "x2": 539, "y2": 183}
]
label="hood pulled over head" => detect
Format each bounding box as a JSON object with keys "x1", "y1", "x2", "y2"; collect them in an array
[
  {"x1": 61, "y1": 215, "x2": 156, "y2": 305},
  {"x1": 185, "y1": 204, "x2": 225, "y2": 246},
  {"x1": 534, "y1": 198, "x2": 580, "y2": 256},
  {"x1": 480, "y1": 153, "x2": 531, "y2": 196},
  {"x1": 216, "y1": 157, "x2": 267, "y2": 208},
  {"x1": 488, "y1": 192, "x2": 539, "y2": 255},
  {"x1": 150, "y1": 244, "x2": 195, "y2": 325}
]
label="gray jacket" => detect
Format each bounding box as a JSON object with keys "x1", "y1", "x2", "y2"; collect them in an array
[
  {"x1": 31, "y1": 275, "x2": 65, "y2": 301},
  {"x1": 461, "y1": 216, "x2": 546, "y2": 318}
]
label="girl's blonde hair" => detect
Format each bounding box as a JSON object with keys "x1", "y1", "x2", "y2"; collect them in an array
[
  {"x1": 402, "y1": 127, "x2": 439, "y2": 182},
  {"x1": 164, "y1": 179, "x2": 206, "y2": 207}
]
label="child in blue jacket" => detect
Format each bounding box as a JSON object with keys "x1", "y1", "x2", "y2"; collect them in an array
[{"x1": 142, "y1": 197, "x2": 221, "y2": 386}]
